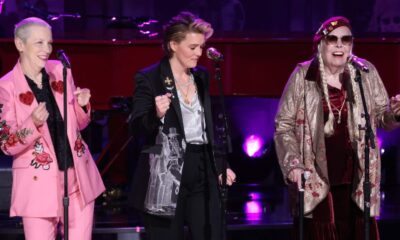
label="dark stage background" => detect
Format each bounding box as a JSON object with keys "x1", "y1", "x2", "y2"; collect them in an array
[{"x1": 1, "y1": 0, "x2": 400, "y2": 39}]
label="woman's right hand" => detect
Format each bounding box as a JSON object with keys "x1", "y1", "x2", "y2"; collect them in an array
[
  {"x1": 155, "y1": 93, "x2": 172, "y2": 118},
  {"x1": 288, "y1": 168, "x2": 304, "y2": 190},
  {"x1": 31, "y1": 102, "x2": 49, "y2": 127}
]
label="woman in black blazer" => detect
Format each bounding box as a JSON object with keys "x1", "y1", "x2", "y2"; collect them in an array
[{"x1": 130, "y1": 11, "x2": 236, "y2": 240}]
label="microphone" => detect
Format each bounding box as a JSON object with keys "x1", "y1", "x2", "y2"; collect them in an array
[
  {"x1": 57, "y1": 50, "x2": 71, "y2": 68},
  {"x1": 349, "y1": 55, "x2": 369, "y2": 73},
  {"x1": 206, "y1": 47, "x2": 224, "y2": 61}
]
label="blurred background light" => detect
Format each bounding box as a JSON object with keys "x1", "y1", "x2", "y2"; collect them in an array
[{"x1": 243, "y1": 135, "x2": 265, "y2": 158}]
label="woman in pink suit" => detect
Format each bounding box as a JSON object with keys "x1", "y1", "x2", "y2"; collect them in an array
[{"x1": 0, "y1": 17, "x2": 105, "y2": 240}]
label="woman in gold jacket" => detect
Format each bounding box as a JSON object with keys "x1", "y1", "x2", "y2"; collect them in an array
[{"x1": 274, "y1": 16, "x2": 400, "y2": 240}]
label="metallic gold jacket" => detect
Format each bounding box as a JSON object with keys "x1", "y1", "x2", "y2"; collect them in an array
[{"x1": 274, "y1": 58, "x2": 400, "y2": 217}]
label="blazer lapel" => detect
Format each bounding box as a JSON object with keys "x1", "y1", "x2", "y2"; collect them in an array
[
  {"x1": 11, "y1": 61, "x2": 56, "y2": 154},
  {"x1": 192, "y1": 69, "x2": 214, "y2": 145},
  {"x1": 159, "y1": 58, "x2": 185, "y2": 136},
  {"x1": 12, "y1": 62, "x2": 39, "y2": 118},
  {"x1": 192, "y1": 69, "x2": 205, "y2": 104},
  {"x1": 46, "y1": 67, "x2": 67, "y2": 120}
]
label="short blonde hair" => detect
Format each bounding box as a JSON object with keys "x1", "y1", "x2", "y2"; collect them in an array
[
  {"x1": 14, "y1": 17, "x2": 52, "y2": 42},
  {"x1": 162, "y1": 11, "x2": 214, "y2": 58}
]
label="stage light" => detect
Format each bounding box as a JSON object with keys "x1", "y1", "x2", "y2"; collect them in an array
[
  {"x1": 244, "y1": 201, "x2": 263, "y2": 221},
  {"x1": 248, "y1": 192, "x2": 262, "y2": 200},
  {"x1": 377, "y1": 136, "x2": 385, "y2": 154},
  {"x1": 243, "y1": 135, "x2": 265, "y2": 158},
  {"x1": 245, "y1": 201, "x2": 262, "y2": 213},
  {"x1": 377, "y1": 137, "x2": 383, "y2": 149}
]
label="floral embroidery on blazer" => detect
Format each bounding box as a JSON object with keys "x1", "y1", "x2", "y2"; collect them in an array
[
  {"x1": 74, "y1": 132, "x2": 86, "y2": 157},
  {"x1": 31, "y1": 141, "x2": 53, "y2": 170},
  {"x1": 0, "y1": 119, "x2": 33, "y2": 153}
]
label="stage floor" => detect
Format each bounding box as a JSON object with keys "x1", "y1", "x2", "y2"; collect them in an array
[{"x1": 0, "y1": 183, "x2": 399, "y2": 240}]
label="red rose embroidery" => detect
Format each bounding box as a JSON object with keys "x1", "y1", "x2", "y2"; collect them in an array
[
  {"x1": 51, "y1": 80, "x2": 64, "y2": 94},
  {"x1": 74, "y1": 134, "x2": 86, "y2": 157},
  {"x1": 34, "y1": 152, "x2": 52, "y2": 164},
  {"x1": 6, "y1": 133, "x2": 19, "y2": 145},
  {"x1": 3, "y1": 133, "x2": 19, "y2": 151},
  {"x1": 19, "y1": 91, "x2": 34, "y2": 105},
  {"x1": 31, "y1": 141, "x2": 53, "y2": 170},
  {"x1": 1, "y1": 121, "x2": 33, "y2": 153}
]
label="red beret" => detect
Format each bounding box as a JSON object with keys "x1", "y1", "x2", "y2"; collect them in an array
[{"x1": 313, "y1": 16, "x2": 352, "y2": 51}]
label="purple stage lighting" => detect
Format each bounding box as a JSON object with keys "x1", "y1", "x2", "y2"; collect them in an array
[
  {"x1": 245, "y1": 201, "x2": 262, "y2": 213},
  {"x1": 376, "y1": 135, "x2": 385, "y2": 154},
  {"x1": 244, "y1": 200, "x2": 263, "y2": 221},
  {"x1": 249, "y1": 192, "x2": 262, "y2": 200},
  {"x1": 243, "y1": 135, "x2": 264, "y2": 158},
  {"x1": 377, "y1": 136, "x2": 382, "y2": 149}
]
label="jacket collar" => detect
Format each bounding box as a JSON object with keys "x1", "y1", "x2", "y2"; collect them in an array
[
  {"x1": 159, "y1": 57, "x2": 185, "y2": 137},
  {"x1": 305, "y1": 57, "x2": 320, "y2": 83},
  {"x1": 159, "y1": 56, "x2": 205, "y2": 104},
  {"x1": 158, "y1": 57, "x2": 208, "y2": 141}
]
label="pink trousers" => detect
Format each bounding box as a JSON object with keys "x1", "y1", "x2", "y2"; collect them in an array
[{"x1": 22, "y1": 168, "x2": 95, "y2": 240}]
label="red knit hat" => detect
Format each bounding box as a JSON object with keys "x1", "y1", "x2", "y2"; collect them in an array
[{"x1": 313, "y1": 16, "x2": 352, "y2": 51}]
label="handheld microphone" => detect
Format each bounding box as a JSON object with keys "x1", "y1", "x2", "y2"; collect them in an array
[
  {"x1": 206, "y1": 47, "x2": 224, "y2": 61},
  {"x1": 57, "y1": 50, "x2": 71, "y2": 68},
  {"x1": 349, "y1": 55, "x2": 369, "y2": 73}
]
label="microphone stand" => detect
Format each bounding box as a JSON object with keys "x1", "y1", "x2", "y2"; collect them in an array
[
  {"x1": 212, "y1": 61, "x2": 232, "y2": 240},
  {"x1": 61, "y1": 64, "x2": 70, "y2": 240},
  {"x1": 354, "y1": 69, "x2": 375, "y2": 240},
  {"x1": 298, "y1": 174, "x2": 305, "y2": 240}
]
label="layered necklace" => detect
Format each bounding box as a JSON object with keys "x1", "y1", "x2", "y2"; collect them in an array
[
  {"x1": 175, "y1": 74, "x2": 196, "y2": 105},
  {"x1": 330, "y1": 91, "x2": 347, "y2": 124}
]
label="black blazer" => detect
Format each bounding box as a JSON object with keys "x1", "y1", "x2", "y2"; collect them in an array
[{"x1": 130, "y1": 57, "x2": 221, "y2": 216}]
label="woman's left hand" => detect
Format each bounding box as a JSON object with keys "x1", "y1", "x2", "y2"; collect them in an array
[
  {"x1": 74, "y1": 87, "x2": 91, "y2": 107},
  {"x1": 390, "y1": 94, "x2": 400, "y2": 117},
  {"x1": 219, "y1": 168, "x2": 236, "y2": 186}
]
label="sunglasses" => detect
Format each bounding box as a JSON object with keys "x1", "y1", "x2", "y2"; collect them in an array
[{"x1": 324, "y1": 35, "x2": 353, "y2": 46}]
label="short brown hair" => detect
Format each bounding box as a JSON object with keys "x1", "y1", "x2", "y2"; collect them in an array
[{"x1": 162, "y1": 12, "x2": 213, "y2": 58}]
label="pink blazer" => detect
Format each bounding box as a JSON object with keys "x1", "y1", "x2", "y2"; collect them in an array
[{"x1": 0, "y1": 60, "x2": 105, "y2": 217}]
